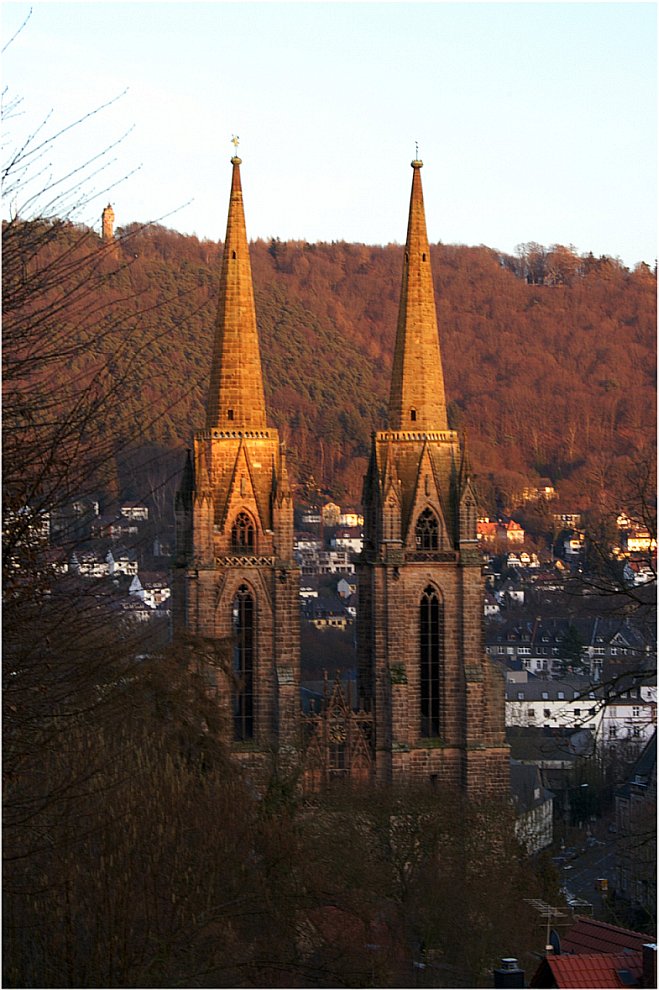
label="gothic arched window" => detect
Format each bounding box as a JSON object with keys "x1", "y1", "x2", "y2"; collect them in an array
[
  {"x1": 415, "y1": 508, "x2": 439, "y2": 551},
  {"x1": 420, "y1": 585, "x2": 442, "y2": 737},
  {"x1": 231, "y1": 511, "x2": 255, "y2": 553},
  {"x1": 233, "y1": 584, "x2": 254, "y2": 740}
]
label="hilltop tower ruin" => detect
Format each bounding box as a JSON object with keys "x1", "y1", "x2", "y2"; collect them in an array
[
  {"x1": 356, "y1": 159, "x2": 509, "y2": 796},
  {"x1": 173, "y1": 155, "x2": 300, "y2": 774},
  {"x1": 101, "y1": 203, "x2": 115, "y2": 242}
]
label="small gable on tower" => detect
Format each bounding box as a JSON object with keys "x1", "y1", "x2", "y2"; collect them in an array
[
  {"x1": 219, "y1": 441, "x2": 265, "y2": 541},
  {"x1": 403, "y1": 442, "x2": 452, "y2": 554}
]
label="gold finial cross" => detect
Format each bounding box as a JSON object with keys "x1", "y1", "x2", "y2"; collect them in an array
[{"x1": 231, "y1": 134, "x2": 240, "y2": 152}]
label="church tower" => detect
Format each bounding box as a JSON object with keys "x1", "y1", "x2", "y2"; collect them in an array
[
  {"x1": 173, "y1": 154, "x2": 300, "y2": 773},
  {"x1": 357, "y1": 159, "x2": 508, "y2": 797}
]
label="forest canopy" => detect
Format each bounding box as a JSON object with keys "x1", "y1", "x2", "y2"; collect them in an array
[{"x1": 15, "y1": 221, "x2": 659, "y2": 514}]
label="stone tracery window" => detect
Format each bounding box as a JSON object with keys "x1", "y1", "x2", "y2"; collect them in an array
[
  {"x1": 231, "y1": 511, "x2": 255, "y2": 552},
  {"x1": 233, "y1": 584, "x2": 254, "y2": 740},
  {"x1": 420, "y1": 585, "x2": 442, "y2": 738},
  {"x1": 415, "y1": 508, "x2": 439, "y2": 551}
]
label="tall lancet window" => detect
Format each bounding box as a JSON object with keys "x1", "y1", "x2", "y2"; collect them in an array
[
  {"x1": 232, "y1": 511, "x2": 255, "y2": 552},
  {"x1": 233, "y1": 584, "x2": 254, "y2": 740},
  {"x1": 415, "y1": 508, "x2": 439, "y2": 551},
  {"x1": 420, "y1": 585, "x2": 442, "y2": 737}
]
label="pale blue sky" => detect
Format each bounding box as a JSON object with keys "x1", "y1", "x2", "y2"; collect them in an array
[{"x1": 2, "y1": 2, "x2": 656, "y2": 265}]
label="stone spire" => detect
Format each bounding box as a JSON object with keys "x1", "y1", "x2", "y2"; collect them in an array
[
  {"x1": 206, "y1": 155, "x2": 268, "y2": 430},
  {"x1": 388, "y1": 159, "x2": 448, "y2": 432}
]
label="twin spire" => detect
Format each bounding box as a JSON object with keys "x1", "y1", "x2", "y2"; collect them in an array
[
  {"x1": 206, "y1": 154, "x2": 448, "y2": 435},
  {"x1": 206, "y1": 155, "x2": 267, "y2": 431},
  {"x1": 388, "y1": 160, "x2": 448, "y2": 432}
]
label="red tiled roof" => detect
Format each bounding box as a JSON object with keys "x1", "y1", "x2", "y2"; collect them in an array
[
  {"x1": 563, "y1": 916, "x2": 653, "y2": 955},
  {"x1": 533, "y1": 952, "x2": 642, "y2": 988}
]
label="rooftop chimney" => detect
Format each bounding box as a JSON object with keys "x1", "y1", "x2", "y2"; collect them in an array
[
  {"x1": 642, "y1": 943, "x2": 657, "y2": 989},
  {"x1": 493, "y1": 957, "x2": 525, "y2": 988}
]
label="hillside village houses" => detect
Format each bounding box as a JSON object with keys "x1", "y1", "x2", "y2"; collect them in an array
[
  {"x1": 520, "y1": 479, "x2": 558, "y2": 502},
  {"x1": 486, "y1": 616, "x2": 654, "y2": 681},
  {"x1": 26, "y1": 495, "x2": 173, "y2": 635},
  {"x1": 300, "y1": 503, "x2": 364, "y2": 529},
  {"x1": 504, "y1": 670, "x2": 656, "y2": 753},
  {"x1": 477, "y1": 516, "x2": 525, "y2": 544}
]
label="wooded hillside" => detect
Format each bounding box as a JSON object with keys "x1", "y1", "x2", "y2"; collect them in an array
[{"x1": 25, "y1": 223, "x2": 659, "y2": 516}]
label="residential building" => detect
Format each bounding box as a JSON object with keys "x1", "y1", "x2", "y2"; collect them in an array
[
  {"x1": 505, "y1": 672, "x2": 602, "y2": 735},
  {"x1": 129, "y1": 571, "x2": 171, "y2": 609},
  {"x1": 553, "y1": 512, "x2": 583, "y2": 530},
  {"x1": 311, "y1": 613, "x2": 352, "y2": 632},
  {"x1": 339, "y1": 510, "x2": 364, "y2": 527},
  {"x1": 615, "y1": 735, "x2": 657, "y2": 922},
  {"x1": 337, "y1": 577, "x2": 357, "y2": 599},
  {"x1": 485, "y1": 616, "x2": 655, "y2": 683},
  {"x1": 511, "y1": 761, "x2": 554, "y2": 854},
  {"x1": 601, "y1": 690, "x2": 656, "y2": 755},
  {"x1": 120, "y1": 501, "x2": 149, "y2": 521},
  {"x1": 91, "y1": 514, "x2": 139, "y2": 541},
  {"x1": 70, "y1": 549, "x2": 109, "y2": 578},
  {"x1": 321, "y1": 502, "x2": 341, "y2": 527},
  {"x1": 521, "y1": 481, "x2": 557, "y2": 503},
  {"x1": 330, "y1": 527, "x2": 363, "y2": 554},
  {"x1": 106, "y1": 546, "x2": 138, "y2": 577}
]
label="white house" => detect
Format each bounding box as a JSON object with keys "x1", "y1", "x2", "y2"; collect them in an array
[
  {"x1": 331, "y1": 528, "x2": 363, "y2": 554},
  {"x1": 70, "y1": 549, "x2": 109, "y2": 578},
  {"x1": 563, "y1": 532, "x2": 585, "y2": 557},
  {"x1": 339, "y1": 511, "x2": 364, "y2": 527},
  {"x1": 600, "y1": 685, "x2": 657, "y2": 755},
  {"x1": 318, "y1": 550, "x2": 355, "y2": 575},
  {"x1": 623, "y1": 559, "x2": 655, "y2": 587},
  {"x1": 120, "y1": 502, "x2": 149, "y2": 521},
  {"x1": 337, "y1": 578, "x2": 357, "y2": 599},
  {"x1": 505, "y1": 673, "x2": 603, "y2": 736},
  {"x1": 511, "y1": 761, "x2": 554, "y2": 854},
  {"x1": 129, "y1": 572, "x2": 171, "y2": 609},
  {"x1": 484, "y1": 592, "x2": 500, "y2": 617},
  {"x1": 295, "y1": 533, "x2": 322, "y2": 552},
  {"x1": 624, "y1": 529, "x2": 656, "y2": 554},
  {"x1": 106, "y1": 547, "x2": 138, "y2": 577}
]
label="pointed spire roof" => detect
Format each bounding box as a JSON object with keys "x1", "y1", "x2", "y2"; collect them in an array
[
  {"x1": 206, "y1": 155, "x2": 268, "y2": 430},
  {"x1": 388, "y1": 159, "x2": 448, "y2": 432}
]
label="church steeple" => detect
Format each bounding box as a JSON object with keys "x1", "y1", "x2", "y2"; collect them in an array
[
  {"x1": 388, "y1": 159, "x2": 448, "y2": 432},
  {"x1": 206, "y1": 155, "x2": 268, "y2": 430}
]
